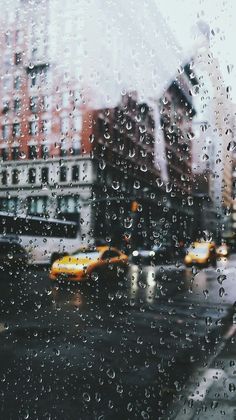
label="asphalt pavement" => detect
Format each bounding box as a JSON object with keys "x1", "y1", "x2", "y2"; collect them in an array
[{"x1": 0, "y1": 256, "x2": 236, "y2": 419}]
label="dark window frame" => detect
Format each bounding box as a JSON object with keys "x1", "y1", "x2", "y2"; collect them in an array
[
  {"x1": 41, "y1": 167, "x2": 49, "y2": 183},
  {"x1": 28, "y1": 167, "x2": 36, "y2": 184},
  {"x1": 12, "y1": 169, "x2": 19, "y2": 185},
  {"x1": 72, "y1": 165, "x2": 80, "y2": 182},
  {"x1": 28, "y1": 145, "x2": 38, "y2": 160},
  {"x1": 59, "y1": 166, "x2": 67, "y2": 182}
]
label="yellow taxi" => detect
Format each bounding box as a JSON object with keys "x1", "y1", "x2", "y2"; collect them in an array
[
  {"x1": 49, "y1": 246, "x2": 128, "y2": 282},
  {"x1": 184, "y1": 241, "x2": 216, "y2": 267}
]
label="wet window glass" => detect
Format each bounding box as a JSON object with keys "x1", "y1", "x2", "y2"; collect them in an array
[{"x1": 0, "y1": 2, "x2": 236, "y2": 419}]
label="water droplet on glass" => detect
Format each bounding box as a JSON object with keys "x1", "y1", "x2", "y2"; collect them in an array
[
  {"x1": 202, "y1": 153, "x2": 209, "y2": 161},
  {"x1": 189, "y1": 85, "x2": 199, "y2": 96},
  {"x1": 227, "y1": 141, "x2": 236, "y2": 151},
  {"x1": 112, "y1": 181, "x2": 120, "y2": 190},
  {"x1": 129, "y1": 149, "x2": 135, "y2": 158},
  {"x1": 140, "y1": 164, "x2": 147, "y2": 172},
  {"x1": 106, "y1": 368, "x2": 115, "y2": 379},
  {"x1": 217, "y1": 274, "x2": 226, "y2": 285},
  {"x1": 19, "y1": 151, "x2": 26, "y2": 159},
  {"x1": 83, "y1": 392, "x2": 91, "y2": 402},
  {"x1": 104, "y1": 132, "x2": 110, "y2": 140},
  {"x1": 134, "y1": 180, "x2": 140, "y2": 189},
  {"x1": 187, "y1": 196, "x2": 193, "y2": 206},
  {"x1": 166, "y1": 183, "x2": 172, "y2": 193},
  {"x1": 229, "y1": 383, "x2": 236, "y2": 392},
  {"x1": 99, "y1": 160, "x2": 106, "y2": 170}
]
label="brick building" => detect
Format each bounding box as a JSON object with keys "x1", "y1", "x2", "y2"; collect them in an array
[
  {"x1": 81, "y1": 93, "x2": 169, "y2": 246},
  {"x1": 0, "y1": 3, "x2": 88, "y2": 233}
]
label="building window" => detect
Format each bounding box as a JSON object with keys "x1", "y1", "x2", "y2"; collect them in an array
[
  {"x1": 12, "y1": 122, "x2": 21, "y2": 137},
  {"x1": 29, "y1": 71, "x2": 37, "y2": 88},
  {"x1": 29, "y1": 121, "x2": 38, "y2": 135},
  {"x1": 14, "y1": 98, "x2": 21, "y2": 113},
  {"x1": 1, "y1": 170, "x2": 7, "y2": 185},
  {"x1": 8, "y1": 198, "x2": 18, "y2": 213},
  {"x1": 60, "y1": 142, "x2": 67, "y2": 157},
  {"x1": 27, "y1": 196, "x2": 48, "y2": 216},
  {"x1": 28, "y1": 145, "x2": 38, "y2": 160},
  {"x1": 1, "y1": 148, "x2": 8, "y2": 161},
  {"x1": 29, "y1": 96, "x2": 38, "y2": 113},
  {"x1": 12, "y1": 146, "x2": 19, "y2": 160},
  {"x1": 5, "y1": 31, "x2": 10, "y2": 46},
  {"x1": 72, "y1": 165, "x2": 80, "y2": 182},
  {"x1": 28, "y1": 168, "x2": 36, "y2": 183},
  {"x1": 41, "y1": 69, "x2": 48, "y2": 86},
  {"x1": 31, "y1": 48, "x2": 38, "y2": 61},
  {"x1": 73, "y1": 114, "x2": 82, "y2": 132},
  {"x1": 2, "y1": 100, "x2": 10, "y2": 114},
  {"x1": 2, "y1": 124, "x2": 10, "y2": 140},
  {"x1": 15, "y1": 52, "x2": 22, "y2": 65},
  {"x1": 72, "y1": 138, "x2": 81, "y2": 155},
  {"x1": 73, "y1": 90, "x2": 82, "y2": 105},
  {"x1": 62, "y1": 92, "x2": 70, "y2": 108},
  {"x1": 12, "y1": 169, "x2": 19, "y2": 185},
  {"x1": 60, "y1": 117, "x2": 69, "y2": 135},
  {"x1": 3, "y1": 76, "x2": 11, "y2": 90},
  {"x1": 41, "y1": 144, "x2": 49, "y2": 159},
  {"x1": 4, "y1": 52, "x2": 11, "y2": 67},
  {"x1": 57, "y1": 195, "x2": 80, "y2": 214},
  {"x1": 0, "y1": 198, "x2": 8, "y2": 211},
  {"x1": 41, "y1": 167, "x2": 49, "y2": 183},
  {"x1": 59, "y1": 166, "x2": 67, "y2": 182},
  {"x1": 15, "y1": 30, "x2": 23, "y2": 44},
  {"x1": 42, "y1": 119, "x2": 51, "y2": 134},
  {"x1": 14, "y1": 76, "x2": 21, "y2": 90},
  {"x1": 0, "y1": 197, "x2": 18, "y2": 214},
  {"x1": 42, "y1": 95, "x2": 51, "y2": 111}
]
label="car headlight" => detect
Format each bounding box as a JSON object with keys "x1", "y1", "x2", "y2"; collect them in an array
[
  {"x1": 132, "y1": 251, "x2": 139, "y2": 257},
  {"x1": 149, "y1": 251, "x2": 155, "y2": 257}
]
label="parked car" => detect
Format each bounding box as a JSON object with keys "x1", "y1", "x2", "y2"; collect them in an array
[
  {"x1": 49, "y1": 246, "x2": 128, "y2": 282},
  {"x1": 184, "y1": 241, "x2": 217, "y2": 267},
  {"x1": 0, "y1": 237, "x2": 29, "y2": 271},
  {"x1": 131, "y1": 243, "x2": 174, "y2": 265}
]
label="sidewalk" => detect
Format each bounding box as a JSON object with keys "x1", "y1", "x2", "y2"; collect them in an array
[{"x1": 172, "y1": 325, "x2": 236, "y2": 419}]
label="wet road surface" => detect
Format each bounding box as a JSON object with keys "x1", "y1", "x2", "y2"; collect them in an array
[{"x1": 0, "y1": 256, "x2": 236, "y2": 419}]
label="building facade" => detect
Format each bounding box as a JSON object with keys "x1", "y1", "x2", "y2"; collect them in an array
[
  {"x1": 0, "y1": 3, "x2": 90, "y2": 237},
  {"x1": 159, "y1": 65, "x2": 200, "y2": 242},
  {"x1": 0, "y1": 2, "x2": 213, "y2": 248}
]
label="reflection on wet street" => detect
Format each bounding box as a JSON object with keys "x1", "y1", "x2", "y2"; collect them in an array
[{"x1": 0, "y1": 257, "x2": 236, "y2": 419}]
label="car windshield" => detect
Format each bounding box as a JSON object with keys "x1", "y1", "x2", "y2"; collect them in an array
[
  {"x1": 188, "y1": 246, "x2": 209, "y2": 255},
  {"x1": 71, "y1": 250, "x2": 101, "y2": 260}
]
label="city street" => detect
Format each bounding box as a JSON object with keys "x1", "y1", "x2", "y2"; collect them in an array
[{"x1": 0, "y1": 257, "x2": 236, "y2": 419}]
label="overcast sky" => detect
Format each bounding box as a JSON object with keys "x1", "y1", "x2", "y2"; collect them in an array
[
  {"x1": 3, "y1": 0, "x2": 236, "y2": 105},
  {"x1": 49, "y1": 0, "x2": 236, "y2": 106},
  {"x1": 158, "y1": 0, "x2": 236, "y2": 102}
]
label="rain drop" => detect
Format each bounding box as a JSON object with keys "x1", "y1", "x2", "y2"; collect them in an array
[
  {"x1": 217, "y1": 274, "x2": 226, "y2": 285},
  {"x1": 112, "y1": 181, "x2": 120, "y2": 190}
]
